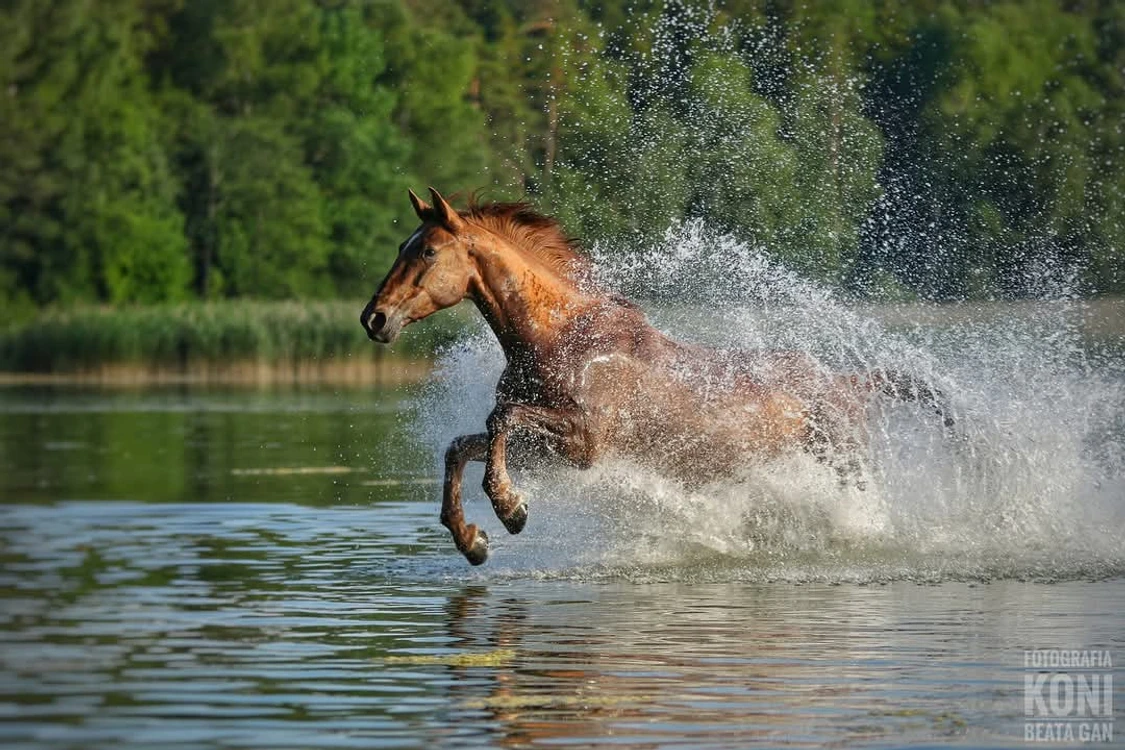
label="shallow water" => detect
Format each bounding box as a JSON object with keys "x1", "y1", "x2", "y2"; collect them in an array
[{"x1": 0, "y1": 386, "x2": 1121, "y2": 749}]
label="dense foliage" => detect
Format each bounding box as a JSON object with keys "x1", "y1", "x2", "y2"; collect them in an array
[{"x1": 1, "y1": 0, "x2": 1121, "y2": 312}]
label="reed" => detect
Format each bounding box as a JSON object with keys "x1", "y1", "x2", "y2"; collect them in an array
[{"x1": 0, "y1": 300, "x2": 467, "y2": 374}]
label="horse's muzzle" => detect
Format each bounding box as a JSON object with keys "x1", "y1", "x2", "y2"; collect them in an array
[{"x1": 361, "y1": 307, "x2": 402, "y2": 344}]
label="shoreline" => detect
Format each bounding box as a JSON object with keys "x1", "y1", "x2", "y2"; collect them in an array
[
  {"x1": 0, "y1": 357, "x2": 434, "y2": 388},
  {"x1": 4, "y1": 298, "x2": 1120, "y2": 389}
]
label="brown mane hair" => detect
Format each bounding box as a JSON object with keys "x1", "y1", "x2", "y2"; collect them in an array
[{"x1": 462, "y1": 200, "x2": 593, "y2": 284}]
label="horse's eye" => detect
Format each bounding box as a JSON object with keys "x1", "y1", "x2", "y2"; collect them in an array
[{"x1": 422, "y1": 247, "x2": 436, "y2": 260}]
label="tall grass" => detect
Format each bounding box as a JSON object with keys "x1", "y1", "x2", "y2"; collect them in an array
[{"x1": 0, "y1": 300, "x2": 469, "y2": 373}]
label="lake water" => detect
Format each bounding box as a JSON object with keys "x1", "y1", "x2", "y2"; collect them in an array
[{"x1": 0, "y1": 385, "x2": 1121, "y2": 749}]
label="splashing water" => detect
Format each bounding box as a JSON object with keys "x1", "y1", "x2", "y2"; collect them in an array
[
  {"x1": 412, "y1": 221, "x2": 1125, "y2": 584},
  {"x1": 411, "y1": 5, "x2": 1124, "y2": 584}
]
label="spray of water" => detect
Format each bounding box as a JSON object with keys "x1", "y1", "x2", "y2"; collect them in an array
[
  {"x1": 411, "y1": 221, "x2": 1124, "y2": 583},
  {"x1": 409, "y1": 6, "x2": 1124, "y2": 583}
]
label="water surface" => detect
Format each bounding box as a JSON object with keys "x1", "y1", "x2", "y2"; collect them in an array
[{"x1": 1, "y1": 386, "x2": 1121, "y2": 748}]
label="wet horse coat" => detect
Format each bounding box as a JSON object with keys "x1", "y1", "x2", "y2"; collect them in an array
[{"x1": 362, "y1": 189, "x2": 951, "y2": 565}]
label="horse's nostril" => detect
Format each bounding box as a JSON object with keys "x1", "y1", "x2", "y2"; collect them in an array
[{"x1": 370, "y1": 311, "x2": 387, "y2": 332}]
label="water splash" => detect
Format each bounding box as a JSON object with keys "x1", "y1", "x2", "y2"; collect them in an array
[
  {"x1": 412, "y1": 221, "x2": 1125, "y2": 583},
  {"x1": 410, "y1": 4, "x2": 1123, "y2": 583}
]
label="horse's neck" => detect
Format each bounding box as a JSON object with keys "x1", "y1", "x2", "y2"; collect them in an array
[{"x1": 469, "y1": 243, "x2": 590, "y2": 362}]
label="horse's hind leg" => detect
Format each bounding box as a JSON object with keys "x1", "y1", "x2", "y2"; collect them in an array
[
  {"x1": 441, "y1": 433, "x2": 490, "y2": 565},
  {"x1": 804, "y1": 405, "x2": 869, "y2": 490},
  {"x1": 484, "y1": 403, "x2": 593, "y2": 536}
]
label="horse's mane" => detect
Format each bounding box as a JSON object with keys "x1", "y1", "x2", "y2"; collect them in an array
[{"x1": 462, "y1": 200, "x2": 593, "y2": 284}]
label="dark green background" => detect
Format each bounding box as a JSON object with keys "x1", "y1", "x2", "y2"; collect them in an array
[{"x1": 2, "y1": 0, "x2": 1123, "y2": 314}]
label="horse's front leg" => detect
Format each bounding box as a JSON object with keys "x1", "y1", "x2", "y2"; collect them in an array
[
  {"x1": 484, "y1": 403, "x2": 593, "y2": 536},
  {"x1": 441, "y1": 433, "x2": 489, "y2": 565}
]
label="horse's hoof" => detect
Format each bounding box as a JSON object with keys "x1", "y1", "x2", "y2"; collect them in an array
[
  {"x1": 500, "y1": 501, "x2": 528, "y2": 535},
  {"x1": 464, "y1": 529, "x2": 490, "y2": 566}
]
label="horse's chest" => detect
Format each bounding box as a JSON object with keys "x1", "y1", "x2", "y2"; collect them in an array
[{"x1": 495, "y1": 364, "x2": 572, "y2": 408}]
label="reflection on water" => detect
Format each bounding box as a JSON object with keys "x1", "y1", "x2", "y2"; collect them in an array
[
  {"x1": 0, "y1": 388, "x2": 1122, "y2": 749},
  {"x1": 3, "y1": 501, "x2": 1122, "y2": 749},
  {"x1": 0, "y1": 387, "x2": 424, "y2": 507}
]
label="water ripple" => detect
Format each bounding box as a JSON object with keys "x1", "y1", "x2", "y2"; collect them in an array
[{"x1": 1, "y1": 501, "x2": 1122, "y2": 749}]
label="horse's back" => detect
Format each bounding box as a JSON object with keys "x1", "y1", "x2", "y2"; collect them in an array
[{"x1": 553, "y1": 307, "x2": 821, "y2": 477}]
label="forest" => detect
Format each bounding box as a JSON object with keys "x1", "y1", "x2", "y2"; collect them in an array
[{"x1": 1, "y1": 0, "x2": 1123, "y2": 316}]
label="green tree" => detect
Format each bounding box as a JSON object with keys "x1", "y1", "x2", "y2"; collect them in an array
[
  {"x1": 0, "y1": 0, "x2": 189, "y2": 306},
  {"x1": 379, "y1": 1, "x2": 494, "y2": 191},
  {"x1": 1085, "y1": 0, "x2": 1125, "y2": 292},
  {"x1": 924, "y1": 0, "x2": 1106, "y2": 296},
  {"x1": 2, "y1": 0, "x2": 1122, "y2": 308},
  {"x1": 304, "y1": 3, "x2": 412, "y2": 296},
  {"x1": 157, "y1": 0, "x2": 331, "y2": 298},
  {"x1": 547, "y1": 5, "x2": 882, "y2": 287},
  {"x1": 785, "y1": 72, "x2": 883, "y2": 285}
]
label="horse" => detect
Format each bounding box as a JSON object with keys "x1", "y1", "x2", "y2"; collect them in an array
[{"x1": 361, "y1": 188, "x2": 954, "y2": 565}]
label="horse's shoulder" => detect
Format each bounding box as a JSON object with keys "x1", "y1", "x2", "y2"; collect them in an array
[{"x1": 598, "y1": 299, "x2": 672, "y2": 356}]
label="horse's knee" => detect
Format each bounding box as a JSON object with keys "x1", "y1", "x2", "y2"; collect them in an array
[
  {"x1": 445, "y1": 434, "x2": 479, "y2": 463},
  {"x1": 445, "y1": 435, "x2": 486, "y2": 479},
  {"x1": 444, "y1": 440, "x2": 464, "y2": 471}
]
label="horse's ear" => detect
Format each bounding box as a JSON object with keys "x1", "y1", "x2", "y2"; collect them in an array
[
  {"x1": 428, "y1": 187, "x2": 465, "y2": 233},
  {"x1": 408, "y1": 189, "x2": 431, "y2": 220}
]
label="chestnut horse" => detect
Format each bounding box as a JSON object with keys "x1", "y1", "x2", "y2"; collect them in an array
[{"x1": 361, "y1": 188, "x2": 953, "y2": 565}]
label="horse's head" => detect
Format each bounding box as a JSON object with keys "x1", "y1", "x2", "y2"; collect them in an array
[{"x1": 361, "y1": 188, "x2": 475, "y2": 344}]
